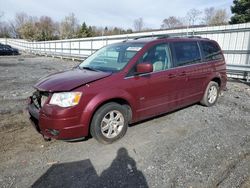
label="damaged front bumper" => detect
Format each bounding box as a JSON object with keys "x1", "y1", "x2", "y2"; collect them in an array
[{"x1": 28, "y1": 93, "x2": 87, "y2": 141}]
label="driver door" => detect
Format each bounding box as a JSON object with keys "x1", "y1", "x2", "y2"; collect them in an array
[{"x1": 125, "y1": 43, "x2": 183, "y2": 121}]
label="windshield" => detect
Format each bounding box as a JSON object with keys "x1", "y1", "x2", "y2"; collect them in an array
[{"x1": 79, "y1": 43, "x2": 145, "y2": 72}]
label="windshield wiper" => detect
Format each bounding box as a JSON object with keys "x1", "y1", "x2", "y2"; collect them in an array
[{"x1": 79, "y1": 66, "x2": 100, "y2": 72}]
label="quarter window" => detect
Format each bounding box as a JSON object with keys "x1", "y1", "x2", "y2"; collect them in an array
[
  {"x1": 200, "y1": 41, "x2": 223, "y2": 61},
  {"x1": 172, "y1": 42, "x2": 201, "y2": 67}
]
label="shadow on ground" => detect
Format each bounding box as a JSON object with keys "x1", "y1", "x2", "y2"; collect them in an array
[
  {"x1": 32, "y1": 147, "x2": 148, "y2": 188},
  {"x1": 228, "y1": 78, "x2": 250, "y2": 87}
]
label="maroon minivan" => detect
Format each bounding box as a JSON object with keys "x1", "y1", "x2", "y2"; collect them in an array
[{"x1": 28, "y1": 36, "x2": 227, "y2": 144}]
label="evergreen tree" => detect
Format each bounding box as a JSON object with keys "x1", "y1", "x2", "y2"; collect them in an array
[
  {"x1": 230, "y1": 0, "x2": 250, "y2": 24},
  {"x1": 77, "y1": 22, "x2": 94, "y2": 37},
  {"x1": 77, "y1": 22, "x2": 88, "y2": 37},
  {"x1": 87, "y1": 26, "x2": 93, "y2": 37}
]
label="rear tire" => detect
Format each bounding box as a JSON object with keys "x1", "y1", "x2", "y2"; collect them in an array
[
  {"x1": 90, "y1": 102, "x2": 128, "y2": 144},
  {"x1": 200, "y1": 81, "x2": 219, "y2": 107}
]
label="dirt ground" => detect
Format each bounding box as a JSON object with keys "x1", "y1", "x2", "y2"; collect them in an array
[{"x1": 0, "y1": 54, "x2": 249, "y2": 188}]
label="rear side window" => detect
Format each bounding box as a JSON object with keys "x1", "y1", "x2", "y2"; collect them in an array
[
  {"x1": 200, "y1": 41, "x2": 223, "y2": 61},
  {"x1": 172, "y1": 42, "x2": 201, "y2": 67}
]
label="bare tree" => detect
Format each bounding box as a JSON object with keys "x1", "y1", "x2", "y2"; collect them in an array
[
  {"x1": 203, "y1": 7, "x2": 229, "y2": 26},
  {"x1": 210, "y1": 9, "x2": 229, "y2": 26},
  {"x1": 0, "y1": 22, "x2": 11, "y2": 38},
  {"x1": 8, "y1": 22, "x2": 16, "y2": 37},
  {"x1": 12, "y1": 12, "x2": 29, "y2": 38},
  {"x1": 60, "y1": 13, "x2": 79, "y2": 39},
  {"x1": 19, "y1": 16, "x2": 37, "y2": 40},
  {"x1": 0, "y1": 12, "x2": 14, "y2": 38},
  {"x1": 15, "y1": 13, "x2": 29, "y2": 28},
  {"x1": 203, "y1": 7, "x2": 215, "y2": 25},
  {"x1": 34, "y1": 16, "x2": 56, "y2": 40},
  {"x1": 0, "y1": 12, "x2": 12, "y2": 38},
  {"x1": 161, "y1": 16, "x2": 183, "y2": 29},
  {"x1": 186, "y1": 8, "x2": 202, "y2": 26},
  {"x1": 7, "y1": 13, "x2": 58, "y2": 40},
  {"x1": 133, "y1": 17, "x2": 144, "y2": 32}
]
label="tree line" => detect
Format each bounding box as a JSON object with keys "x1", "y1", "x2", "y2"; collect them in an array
[
  {"x1": 0, "y1": 12, "x2": 133, "y2": 41},
  {"x1": 0, "y1": 0, "x2": 249, "y2": 41}
]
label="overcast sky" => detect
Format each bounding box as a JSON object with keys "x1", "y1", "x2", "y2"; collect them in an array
[{"x1": 0, "y1": 0, "x2": 233, "y2": 29}]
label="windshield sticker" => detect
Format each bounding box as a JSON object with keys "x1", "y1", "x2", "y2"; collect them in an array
[{"x1": 127, "y1": 47, "x2": 142, "y2": 51}]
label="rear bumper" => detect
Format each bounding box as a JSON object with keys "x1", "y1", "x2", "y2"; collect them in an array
[{"x1": 28, "y1": 103, "x2": 88, "y2": 140}]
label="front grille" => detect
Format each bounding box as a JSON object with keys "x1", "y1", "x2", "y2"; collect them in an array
[{"x1": 32, "y1": 91, "x2": 49, "y2": 109}]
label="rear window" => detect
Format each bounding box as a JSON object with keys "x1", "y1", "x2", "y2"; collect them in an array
[
  {"x1": 200, "y1": 41, "x2": 223, "y2": 61},
  {"x1": 172, "y1": 41, "x2": 201, "y2": 67}
]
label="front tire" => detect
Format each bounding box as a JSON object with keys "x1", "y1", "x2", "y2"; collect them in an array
[
  {"x1": 90, "y1": 102, "x2": 128, "y2": 144},
  {"x1": 200, "y1": 81, "x2": 219, "y2": 107}
]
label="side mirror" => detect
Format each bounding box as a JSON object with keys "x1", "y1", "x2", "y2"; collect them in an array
[{"x1": 136, "y1": 63, "x2": 153, "y2": 74}]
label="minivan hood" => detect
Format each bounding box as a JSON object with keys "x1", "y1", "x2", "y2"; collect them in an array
[{"x1": 34, "y1": 68, "x2": 112, "y2": 92}]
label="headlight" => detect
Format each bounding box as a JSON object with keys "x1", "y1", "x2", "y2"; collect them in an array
[{"x1": 49, "y1": 92, "x2": 82, "y2": 107}]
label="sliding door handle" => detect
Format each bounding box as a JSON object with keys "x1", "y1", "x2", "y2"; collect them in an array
[
  {"x1": 168, "y1": 73, "x2": 176, "y2": 78},
  {"x1": 178, "y1": 71, "x2": 187, "y2": 76}
]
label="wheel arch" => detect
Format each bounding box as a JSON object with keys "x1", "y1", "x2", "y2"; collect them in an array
[
  {"x1": 93, "y1": 98, "x2": 133, "y2": 122},
  {"x1": 80, "y1": 91, "x2": 135, "y2": 137},
  {"x1": 211, "y1": 77, "x2": 221, "y2": 87}
]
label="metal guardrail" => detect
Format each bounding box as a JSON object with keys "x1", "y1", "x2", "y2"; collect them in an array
[
  {"x1": 227, "y1": 64, "x2": 250, "y2": 82},
  {"x1": 31, "y1": 50, "x2": 88, "y2": 61}
]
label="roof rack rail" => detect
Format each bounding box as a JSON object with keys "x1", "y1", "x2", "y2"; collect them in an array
[
  {"x1": 187, "y1": 36, "x2": 202, "y2": 38},
  {"x1": 130, "y1": 34, "x2": 205, "y2": 41},
  {"x1": 169, "y1": 35, "x2": 207, "y2": 39},
  {"x1": 133, "y1": 34, "x2": 170, "y2": 40},
  {"x1": 157, "y1": 34, "x2": 171, "y2": 39}
]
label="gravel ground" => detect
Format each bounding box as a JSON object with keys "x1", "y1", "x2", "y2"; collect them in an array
[{"x1": 0, "y1": 55, "x2": 249, "y2": 188}]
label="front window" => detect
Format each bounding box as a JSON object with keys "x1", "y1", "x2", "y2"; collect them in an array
[
  {"x1": 127, "y1": 43, "x2": 172, "y2": 76},
  {"x1": 139, "y1": 43, "x2": 172, "y2": 72},
  {"x1": 79, "y1": 43, "x2": 145, "y2": 72}
]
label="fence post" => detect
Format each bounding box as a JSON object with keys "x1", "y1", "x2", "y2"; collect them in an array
[
  {"x1": 79, "y1": 40, "x2": 81, "y2": 55},
  {"x1": 40, "y1": 42, "x2": 41, "y2": 54},
  {"x1": 49, "y1": 42, "x2": 51, "y2": 55},
  {"x1": 44, "y1": 41, "x2": 46, "y2": 54},
  {"x1": 91, "y1": 39, "x2": 93, "y2": 54},
  {"x1": 69, "y1": 40, "x2": 71, "y2": 56},
  {"x1": 61, "y1": 41, "x2": 63, "y2": 59},
  {"x1": 32, "y1": 41, "x2": 34, "y2": 53}
]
